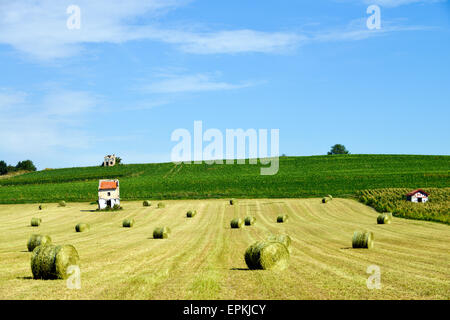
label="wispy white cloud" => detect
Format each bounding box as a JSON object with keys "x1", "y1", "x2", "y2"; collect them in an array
[
  {"x1": 0, "y1": 0, "x2": 185, "y2": 60},
  {"x1": 311, "y1": 18, "x2": 432, "y2": 42},
  {"x1": 336, "y1": 0, "x2": 446, "y2": 8},
  {"x1": 0, "y1": 0, "x2": 303, "y2": 60},
  {"x1": 360, "y1": 0, "x2": 445, "y2": 8},
  {"x1": 0, "y1": 89, "x2": 98, "y2": 153},
  {"x1": 141, "y1": 73, "x2": 260, "y2": 94},
  {"x1": 0, "y1": 90, "x2": 27, "y2": 110},
  {"x1": 0, "y1": 0, "x2": 437, "y2": 60},
  {"x1": 41, "y1": 90, "x2": 98, "y2": 118},
  {"x1": 157, "y1": 29, "x2": 304, "y2": 54}
]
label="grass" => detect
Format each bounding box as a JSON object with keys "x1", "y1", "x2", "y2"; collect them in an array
[
  {"x1": 0, "y1": 198, "x2": 448, "y2": 299},
  {"x1": 0, "y1": 170, "x2": 30, "y2": 180},
  {"x1": 0, "y1": 155, "x2": 448, "y2": 204}
]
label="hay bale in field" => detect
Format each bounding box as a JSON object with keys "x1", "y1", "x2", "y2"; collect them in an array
[
  {"x1": 230, "y1": 218, "x2": 244, "y2": 228},
  {"x1": 153, "y1": 227, "x2": 171, "y2": 239},
  {"x1": 244, "y1": 216, "x2": 256, "y2": 226},
  {"x1": 75, "y1": 223, "x2": 90, "y2": 232},
  {"x1": 122, "y1": 219, "x2": 135, "y2": 228},
  {"x1": 186, "y1": 210, "x2": 197, "y2": 218},
  {"x1": 322, "y1": 197, "x2": 331, "y2": 203},
  {"x1": 30, "y1": 218, "x2": 42, "y2": 227},
  {"x1": 230, "y1": 199, "x2": 236, "y2": 205},
  {"x1": 244, "y1": 241, "x2": 290, "y2": 270},
  {"x1": 267, "y1": 234, "x2": 291, "y2": 248},
  {"x1": 27, "y1": 234, "x2": 52, "y2": 252},
  {"x1": 377, "y1": 214, "x2": 391, "y2": 225},
  {"x1": 143, "y1": 200, "x2": 151, "y2": 207},
  {"x1": 352, "y1": 231, "x2": 374, "y2": 249},
  {"x1": 386, "y1": 212, "x2": 393, "y2": 219},
  {"x1": 276, "y1": 215, "x2": 288, "y2": 223},
  {"x1": 157, "y1": 202, "x2": 166, "y2": 208},
  {"x1": 31, "y1": 244, "x2": 80, "y2": 280},
  {"x1": 38, "y1": 204, "x2": 45, "y2": 210},
  {"x1": 58, "y1": 201, "x2": 66, "y2": 207}
]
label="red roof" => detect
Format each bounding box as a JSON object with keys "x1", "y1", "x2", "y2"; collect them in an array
[
  {"x1": 99, "y1": 181, "x2": 118, "y2": 190},
  {"x1": 406, "y1": 189, "x2": 429, "y2": 197}
]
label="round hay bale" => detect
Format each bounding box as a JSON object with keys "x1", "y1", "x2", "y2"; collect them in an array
[
  {"x1": 230, "y1": 199, "x2": 235, "y2": 205},
  {"x1": 122, "y1": 219, "x2": 135, "y2": 228},
  {"x1": 322, "y1": 197, "x2": 331, "y2": 203},
  {"x1": 27, "y1": 234, "x2": 52, "y2": 252},
  {"x1": 58, "y1": 201, "x2": 66, "y2": 207},
  {"x1": 244, "y1": 241, "x2": 290, "y2": 270},
  {"x1": 386, "y1": 212, "x2": 393, "y2": 219},
  {"x1": 31, "y1": 244, "x2": 80, "y2": 280},
  {"x1": 38, "y1": 204, "x2": 45, "y2": 210},
  {"x1": 352, "y1": 231, "x2": 374, "y2": 249},
  {"x1": 266, "y1": 234, "x2": 291, "y2": 248},
  {"x1": 186, "y1": 210, "x2": 197, "y2": 218},
  {"x1": 377, "y1": 214, "x2": 391, "y2": 225},
  {"x1": 157, "y1": 202, "x2": 166, "y2": 208},
  {"x1": 244, "y1": 216, "x2": 256, "y2": 226},
  {"x1": 30, "y1": 218, "x2": 42, "y2": 227},
  {"x1": 230, "y1": 218, "x2": 244, "y2": 229},
  {"x1": 276, "y1": 215, "x2": 288, "y2": 223},
  {"x1": 75, "y1": 223, "x2": 90, "y2": 232},
  {"x1": 143, "y1": 200, "x2": 151, "y2": 207},
  {"x1": 153, "y1": 227, "x2": 171, "y2": 239}
]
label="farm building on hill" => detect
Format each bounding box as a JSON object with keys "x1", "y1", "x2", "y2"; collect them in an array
[
  {"x1": 406, "y1": 189, "x2": 429, "y2": 203},
  {"x1": 98, "y1": 179, "x2": 120, "y2": 209},
  {"x1": 103, "y1": 154, "x2": 116, "y2": 167}
]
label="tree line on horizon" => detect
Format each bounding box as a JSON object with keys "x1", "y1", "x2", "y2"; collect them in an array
[
  {"x1": 0, "y1": 160, "x2": 37, "y2": 176},
  {"x1": 327, "y1": 144, "x2": 350, "y2": 155}
]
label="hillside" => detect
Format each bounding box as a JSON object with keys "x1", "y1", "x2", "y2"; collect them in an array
[
  {"x1": 0, "y1": 155, "x2": 448, "y2": 204},
  {"x1": 357, "y1": 188, "x2": 450, "y2": 224}
]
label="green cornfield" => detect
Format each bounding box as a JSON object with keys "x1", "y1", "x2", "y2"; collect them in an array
[
  {"x1": 357, "y1": 188, "x2": 450, "y2": 224},
  {"x1": 0, "y1": 155, "x2": 448, "y2": 205}
]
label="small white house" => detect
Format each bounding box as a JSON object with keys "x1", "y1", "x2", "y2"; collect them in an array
[
  {"x1": 98, "y1": 179, "x2": 120, "y2": 209},
  {"x1": 406, "y1": 189, "x2": 429, "y2": 203},
  {"x1": 103, "y1": 154, "x2": 116, "y2": 167}
]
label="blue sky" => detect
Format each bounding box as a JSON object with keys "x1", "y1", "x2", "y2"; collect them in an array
[{"x1": 0, "y1": 0, "x2": 449, "y2": 169}]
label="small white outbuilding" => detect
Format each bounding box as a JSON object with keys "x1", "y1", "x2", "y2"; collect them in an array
[
  {"x1": 103, "y1": 154, "x2": 116, "y2": 167},
  {"x1": 98, "y1": 179, "x2": 120, "y2": 209},
  {"x1": 406, "y1": 189, "x2": 429, "y2": 203}
]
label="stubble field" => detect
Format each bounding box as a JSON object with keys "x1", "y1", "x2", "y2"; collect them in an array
[{"x1": 0, "y1": 198, "x2": 448, "y2": 300}]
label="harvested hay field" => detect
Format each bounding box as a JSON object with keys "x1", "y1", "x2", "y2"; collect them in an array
[
  {"x1": 0, "y1": 198, "x2": 448, "y2": 300},
  {"x1": 75, "y1": 223, "x2": 90, "y2": 233}
]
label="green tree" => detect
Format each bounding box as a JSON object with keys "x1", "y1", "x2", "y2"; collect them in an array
[
  {"x1": 327, "y1": 144, "x2": 350, "y2": 155},
  {"x1": 16, "y1": 160, "x2": 37, "y2": 172},
  {"x1": 116, "y1": 157, "x2": 122, "y2": 164},
  {"x1": 6, "y1": 165, "x2": 17, "y2": 173},
  {"x1": 0, "y1": 161, "x2": 7, "y2": 175}
]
